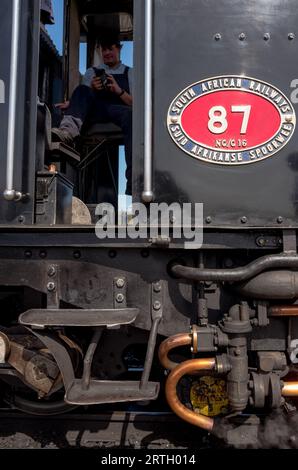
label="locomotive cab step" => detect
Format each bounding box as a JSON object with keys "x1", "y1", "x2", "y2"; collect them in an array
[
  {"x1": 65, "y1": 379, "x2": 159, "y2": 405},
  {"x1": 19, "y1": 308, "x2": 139, "y2": 328}
]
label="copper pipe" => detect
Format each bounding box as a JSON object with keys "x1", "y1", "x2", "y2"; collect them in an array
[
  {"x1": 165, "y1": 358, "x2": 216, "y2": 432},
  {"x1": 158, "y1": 333, "x2": 192, "y2": 370},
  {"x1": 269, "y1": 306, "x2": 298, "y2": 317},
  {"x1": 282, "y1": 382, "x2": 298, "y2": 397}
]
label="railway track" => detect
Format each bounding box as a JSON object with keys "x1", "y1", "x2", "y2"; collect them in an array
[{"x1": 0, "y1": 406, "x2": 222, "y2": 449}]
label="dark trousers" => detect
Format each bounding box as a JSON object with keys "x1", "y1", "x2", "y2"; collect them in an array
[{"x1": 65, "y1": 85, "x2": 132, "y2": 195}]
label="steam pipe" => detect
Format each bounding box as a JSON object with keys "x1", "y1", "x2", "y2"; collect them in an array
[
  {"x1": 165, "y1": 358, "x2": 216, "y2": 432},
  {"x1": 158, "y1": 333, "x2": 192, "y2": 370},
  {"x1": 236, "y1": 271, "x2": 298, "y2": 300},
  {"x1": 282, "y1": 382, "x2": 298, "y2": 397},
  {"x1": 171, "y1": 253, "x2": 298, "y2": 282}
]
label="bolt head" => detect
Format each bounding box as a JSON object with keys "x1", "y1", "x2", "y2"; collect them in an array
[
  {"x1": 214, "y1": 33, "x2": 222, "y2": 41},
  {"x1": 47, "y1": 282, "x2": 55, "y2": 292},
  {"x1": 264, "y1": 33, "x2": 270, "y2": 41},
  {"x1": 48, "y1": 266, "x2": 56, "y2": 277},
  {"x1": 288, "y1": 33, "x2": 295, "y2": 40},
  {"x1": 116, "y1": 293, "x2": 124, "y2": 303},
  {"x1": 205, "y1": 216, "x2": 212, "y2": 224},
  {"x1": 116, "y1": 278, "x2": 125, "y2": 288},
  {"x1": 239, "y1": 33, "x2": 246, "y2": 40},
  {"x1": 153, "y1": 283, "x2": 161, "y2": 293}
]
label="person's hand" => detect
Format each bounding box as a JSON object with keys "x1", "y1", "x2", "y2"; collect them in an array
[
  {"x1": 55, "y1": 101, "x2": 70, "y2": 110},
  {"x1": 91, "y1": 77, "x2": 104, "y2": 91},
  {"x1": 107, "y1": 75, "x2": 123, "y2": 96}
]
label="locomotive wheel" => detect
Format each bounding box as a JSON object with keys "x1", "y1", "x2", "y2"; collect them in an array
[
  {"x1": 11, "y1": 393, "x2": 77, "y2": 416},
  {"x1": 0, "y1": 330, "x2": 82, "y2": 415}
]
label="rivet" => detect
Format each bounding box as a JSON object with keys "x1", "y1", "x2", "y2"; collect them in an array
[
  {"x1": 171, "y1": 116, "x2": 178, "y2": 124},
  {"x1": 141, "y1": 249, "x2": 150, "y2": 258},
  {"x1": 288, "y1": 33, "x2": 295, "y2": 40},
  {"x1": 153, "y1": 301, "x2": 161, "y2": 311},
  {"x1": 109, "y1": 250, "x2": 117, "y2": 258},
  {"x1": 214, "y1": 33, "x2": 222, "y2": 41},
  {"x1": 205, "y1": 216, "x2": 212, "y2": 224},
  {"x1": 18, "y1": 215, "x2": 25, "y2": 224},
  {"x1": 241, "y1": 216, "x2": 247, "y2": 224},
  {"x1": 73, "y1": 250, "x2": 81, "y2": 259},
  {"x1": 24, "y1": 250, "x2": 32, "y2": 258},
  {"x1": 239, "y1": 33, "x2": 246, "y2": 41},
  {"x1": 263, "y1": 33, "x2": 270, "y2": 41},
  {"x1": 39, "y1": 251, "x2": 47, "y2": 259},
  {"x1": 277, "y1": 216, "x2": 283, "y2": 224}
]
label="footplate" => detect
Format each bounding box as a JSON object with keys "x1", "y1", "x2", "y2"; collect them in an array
[
  {"x1": 65, "y1": 380, "x2": 160, "y2": 405},
  {"x1": 19, "y1": 308, "x2": 139, "y2": 328}
]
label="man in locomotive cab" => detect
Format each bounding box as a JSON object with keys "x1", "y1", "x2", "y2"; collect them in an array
[{"x1": 52, "y1": 36, "x2": 133, "y2": 195}]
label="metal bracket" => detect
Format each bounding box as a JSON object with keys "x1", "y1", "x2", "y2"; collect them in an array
[
  {"x1": 283, "y1": 230, "x2": 297, "y2": 254},
  {"x1": 113, "y1": 276, "x2": 127, "y2": 309},
  {"x1": 257, "y1": 301, "x2": 270, "y2": 327},
  {"x1": 151, "y1": 281, "x2": 163, "y2": 318},
  {"x1": 140, "y1": 281, "x2": 163, "y2": 389},
  {"x1": 46, "y1": 264, "x2": 60, "y2": 309}
]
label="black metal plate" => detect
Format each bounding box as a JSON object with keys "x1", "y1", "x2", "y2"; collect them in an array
[{"x1": 134, "y1": 0, "x2": 298, "y2": 227}]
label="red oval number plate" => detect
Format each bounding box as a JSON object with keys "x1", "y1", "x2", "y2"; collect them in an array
[{"x1": 167, "y1": 76, "x2": 296, "y2": 164}]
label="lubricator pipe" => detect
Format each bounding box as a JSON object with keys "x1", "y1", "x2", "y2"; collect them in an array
[
  {"x1": 165, "y1": 358, "x2": 216, "y2": 432},
  {"x1": 270, "y1": 306, "x2": 298, "y2": 317},
  {"x1": 158, "y1": 333, "x2": 192, "y2": 370},
  {"x1": 282, "y1": 382, "x2": 298, "y2": 397},
  {"x1": 171, "y1": 253, "x2": 298, "y2": 283}
]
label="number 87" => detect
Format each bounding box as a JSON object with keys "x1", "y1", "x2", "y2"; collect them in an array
[{"x1": 208, "y1": 105, "x2": 251, "y2": 134}]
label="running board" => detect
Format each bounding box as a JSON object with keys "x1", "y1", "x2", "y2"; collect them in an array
[
  {"x1": 65, "y1": 380, "x2": 160, "y2": 405},
  {"x1": 19, "y1": 308, "x2": 139, "y2": 328}
]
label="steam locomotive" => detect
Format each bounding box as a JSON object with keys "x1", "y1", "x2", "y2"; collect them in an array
[{"x1": 0, "y1": 0, "x2": 298, "y2": 448}]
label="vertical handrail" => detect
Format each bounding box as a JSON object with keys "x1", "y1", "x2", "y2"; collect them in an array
[
  {"x1": 142, "y1": 0, "x2": 154, "y2": 203},
  {"x1": 3, "y1": 0, "x2": 22, "y2": 202}
]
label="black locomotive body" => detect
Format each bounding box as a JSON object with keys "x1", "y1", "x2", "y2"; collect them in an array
[{"x1": 0, "y1": 0, "x2": 298, "y2": 448}]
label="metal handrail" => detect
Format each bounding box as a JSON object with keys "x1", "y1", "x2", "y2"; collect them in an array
[
  {"x1": 3, "y1": 0, "x2": 22, "y2": 202},
  {"x1": 142, "y1": 0, "x2": 154, "y2": 203}
]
